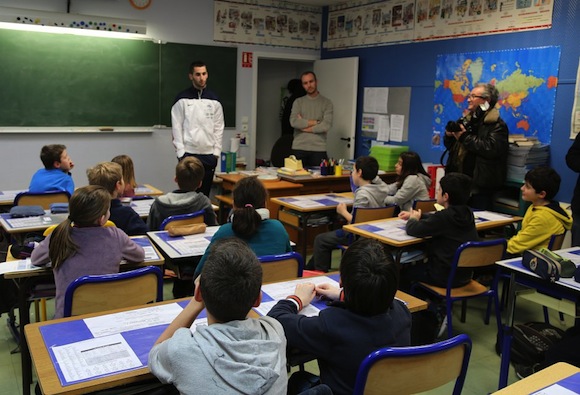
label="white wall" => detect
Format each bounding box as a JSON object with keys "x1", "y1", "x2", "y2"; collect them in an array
[{"x1": 0, "y1": 0, "x2": 319, "y2": 191}]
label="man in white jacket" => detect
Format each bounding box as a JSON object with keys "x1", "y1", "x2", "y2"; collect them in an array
[{"x1": 171, "y1": 60, "x2": 224, "y2": 197}]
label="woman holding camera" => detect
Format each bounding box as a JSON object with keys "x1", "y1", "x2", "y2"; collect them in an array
[{"x1": 443, "y1": 83, "x2": 509, "y2": 210}]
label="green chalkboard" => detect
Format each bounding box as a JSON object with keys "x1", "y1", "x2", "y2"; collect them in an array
[
  {"x1": 0, "y1": 29, "x2": 236, "y2": 127},
  {"x1": 160, "y1": 43, "x2": 236, "y2": 127}
]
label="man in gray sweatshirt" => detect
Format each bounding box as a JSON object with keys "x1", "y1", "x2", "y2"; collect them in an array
[{"x1": 290, "y1": 71, "x2": 334, "y2": 167}]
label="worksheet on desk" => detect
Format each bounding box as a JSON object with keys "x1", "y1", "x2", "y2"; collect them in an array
[
  {"x1": 83, "y1": 303, "x2": 184, "y2": 338},
  {"x1": 255, "y1": 276, "x2": 340, "y2": 317},
  {"x1": 355, "y1": 219, "x2": 416, "y2": 241},
  {"x1": 0, "y1": 258, "x2": 44, "y2": 275},
  {"x1": 52, "y1": 334, "x2": 142, "y2": 383}
]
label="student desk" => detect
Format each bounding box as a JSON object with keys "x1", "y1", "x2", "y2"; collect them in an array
[
  {"x1": 0, "y1": 189, "x2": 27, "y2": 206},
  {"x1": 343, "y1": 211, "x2": 522, "y2": 264},
  {"x1": 3, "y1": 236, "x2": 164, "y2": 395},
  {"x1": 492, "y1": 362, "x2": 580, "y2": 394},
  {"x1": 147, "y1": 226, "x2": 220, "y2": 259},
  {"x1": 134, "y1": 184, "x2": 163, "y2": 197},
  {"x1": 271, "y1": 192, "x2": 354, "y2": 259},
  {"x1": 277, "y1": 171, "x2": 397, "y2": 195},
  {"x1": 0, "y1": 211, "x2": 68, "y2": 243},
  {"x1": 25, "y1": 275, "x2": 425, "y2": 395},
  {"x1": 215, "y1": 173, "x2": 303, "y2": 223},
  {"x1": 496, "y1": 247, "x2": 580, "y2": 390}
]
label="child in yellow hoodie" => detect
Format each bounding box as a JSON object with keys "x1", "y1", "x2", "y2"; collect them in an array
[{"x1": 507, "y1": 166, "x2": 572, "y2": 255}]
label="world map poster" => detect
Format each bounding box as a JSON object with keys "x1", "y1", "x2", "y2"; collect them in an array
[{"x1": 432, "y1": 46, "x2": 560, "y2": 149}]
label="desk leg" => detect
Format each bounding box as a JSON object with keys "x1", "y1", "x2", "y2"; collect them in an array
[
  {"x1": 18, "y1": 278, "x2": 32, "y2": 395},
  {"x1": 498, "y1": 272, "x2": 516, "y2": 390}
]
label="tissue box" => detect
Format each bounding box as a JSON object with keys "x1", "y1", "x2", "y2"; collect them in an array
[{"x1": 284, "y1": 155, "x2": 303, "y2": 170}]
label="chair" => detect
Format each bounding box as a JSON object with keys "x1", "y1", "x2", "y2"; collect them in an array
[
  {"x1": 412, "y1": 198, "x2": 438, "y2": 213},
  {"x1": 258, "y1": 252, "x2": 304, "y2": 283},
  {"x1": 63, "y1": 266, "x2": 163, "y2": 317},
  {"x1": 338, "y1": 205, "x2": 397, "y2": 252},
  {"x1": 160, "y1": 209, "x2": 205, "y2": 231},
  {"x1": 14, "y1": 190, "x2": 70, "y2": 210},
  {"x1": 411, "y1": 238, "x2": 507, "y2": 339},
  {"x1": 353, "y1": 334, "x2": 472, "y2": 395}
]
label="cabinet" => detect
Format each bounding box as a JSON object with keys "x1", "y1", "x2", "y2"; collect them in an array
[{"x1": 492, "y1": 180, "x2": 530, "y2": 217}]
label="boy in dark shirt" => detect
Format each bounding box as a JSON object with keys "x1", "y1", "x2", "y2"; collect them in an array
[
  {"x1": 398, "y1": 172, "x2": 478, "y2": 289},
  {"x1": 86, "y1": 162, "x2": 148, "y2": 236},
  {"x1": 268, "y1": 238, "x2": 411, "y2": 395}
]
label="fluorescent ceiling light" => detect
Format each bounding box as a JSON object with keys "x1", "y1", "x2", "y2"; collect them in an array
[{"x1": 0, "y1": 6, "x2": 148, "y2": 40}]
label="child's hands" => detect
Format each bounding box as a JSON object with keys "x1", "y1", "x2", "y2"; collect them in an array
[
  {"x1": 336, "y1": 203, "x2": 348, "y2": 217},
  {"x1": 398, "y1": 210, "x2": 411, "y2": 220},
  {"x1": 294, "y1": 283, "x2": 316, "y2": 307},
  {"x1": 315, "y1": 283, "x2": 341, "y2": 301},
  {"x1": 410, "y1": 208, "x2": 422, "y2": 220}
]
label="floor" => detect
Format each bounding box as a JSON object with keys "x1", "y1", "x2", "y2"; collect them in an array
[{"x1": 0, "y1": 249, "x2": 573, "y2": 395}]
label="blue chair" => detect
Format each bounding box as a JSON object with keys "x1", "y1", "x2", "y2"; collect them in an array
[
  {"x1": 63, "y1": 266, "x2": 163, "y2": 317},
  {"x1": 412, "y1": 238, "x2": 506, "y2": 339},
  {"x1": 14, "y1": 190, "x2": 70, "y2": 210},
  {"x1": 259, "y1": 252, "x2": 304, "y2": 283},
  {"x1": 159, "y1": 209, "x2": 205, "y2": 231},
  {"x1": 353, "y1": 334, "x2": 472, "y2": 395}
]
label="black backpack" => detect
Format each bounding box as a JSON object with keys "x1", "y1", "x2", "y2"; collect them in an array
[{"x1": 510, "y1": 322, "x2": 565, "y2": 365}]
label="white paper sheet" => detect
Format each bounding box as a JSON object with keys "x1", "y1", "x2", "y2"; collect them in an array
[
  {"x1": 532, "y1": 383, "x2": 580, "y2": 395},
  {"x1": 0, "y1": 258, "x2": 44, "y2": 275},
  {"x1": 84, "y1": 303, "x2": 184, "y2": 338},
  {"x1": 474, "y1": 211, "x2": 512, "y2": 221},
  {"x1": 52, "y1": 334, "x2": 142, "y2": 383},
  {"x1": 389, "y1": 114, "x2": 405, "y2": 142}
]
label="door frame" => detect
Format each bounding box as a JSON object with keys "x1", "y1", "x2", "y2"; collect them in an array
[{"x1": 251, "y1": 51, "x2": 319, "y2": 169}]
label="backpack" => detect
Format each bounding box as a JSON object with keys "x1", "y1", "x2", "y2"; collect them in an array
[
  {"x1": 510, "y1": 322, "x2": 565, "y2": 365},
  {"x1": 10, "y1": 233, "x2": 45, "y2": 259}
]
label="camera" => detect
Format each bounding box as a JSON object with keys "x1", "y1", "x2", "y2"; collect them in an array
[{"x1": 445, "y1": 117, "x2": 472, "y2": 134}]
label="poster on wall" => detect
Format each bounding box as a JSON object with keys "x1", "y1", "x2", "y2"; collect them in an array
[
  {"x1": 432, "y1": 46, "x2": 560, "y2": 149},
  {"x1": 326, "y1": 0, "x2": 553, "y2": 50},
  {"x1": 214, "y1": 0, "x2": 322, "y2": 50}
]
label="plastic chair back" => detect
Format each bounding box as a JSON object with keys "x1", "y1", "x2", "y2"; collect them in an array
[
  {"x1": 548, "y1": 231, "x2": 566, "y2": 250},
  {"x1": 63, "y1": 266, "x2": 163, "y2": 317},
  {"x1": 412, "y1": 199, "x2": 437, "y2": 213},
  {"x1": 258, "y1": 252, "x2": 304, "y2": 283},
  {"x1": 353, "y1": 334, "x2": 472, "y2": 395},
  {"x1": 160, "y1": 209, "x2": 205, "y2": 231},
  {"x1": 14, "y1": 191, "x2": 70, "y2": 210},
  {"x1": 352, "y1": 205, "x2": 397, "y2": 223}
]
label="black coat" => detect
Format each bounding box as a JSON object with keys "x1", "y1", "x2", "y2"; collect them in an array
[{"x1": 444, "y1": 108, "x2": 509, "y2": 189}]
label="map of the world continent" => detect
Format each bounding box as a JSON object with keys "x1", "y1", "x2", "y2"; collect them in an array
[{"x1": 432, "y1": 46, "x2": 560, "y2": 149}]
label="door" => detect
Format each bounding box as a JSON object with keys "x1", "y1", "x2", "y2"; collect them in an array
[{"x1": 314, "y1": 57, "x2": 358, "y2": 160}]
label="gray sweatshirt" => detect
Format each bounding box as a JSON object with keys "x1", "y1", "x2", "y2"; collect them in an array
[
  {"x1": 148, "y1": 316, "x2": 287, "y2": 395},
  {"x1": 384, "y1": 173, "x2": 431, "y2": 211},
  {"x1": 290, "y1": 94, "x2": 333, "y2": 152},
  {"x1": 354, "y1": 176, "x2": 392, "y2": 208}
]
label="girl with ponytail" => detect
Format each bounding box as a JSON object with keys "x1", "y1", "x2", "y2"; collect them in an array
[
  {"x1": 194, "y1": 177, "x2": 291, "y2": 278},
  {"x1": 31, "y1": 185, "x2": 145, "y2": 318}
]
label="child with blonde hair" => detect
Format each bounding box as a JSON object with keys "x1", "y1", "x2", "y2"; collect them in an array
[
  {"x1": 31, "y1": 185, "x2": 145, "y2": 318},
  {"x1": 87, "y1": 162, "x2": 148, "y2": 235}
]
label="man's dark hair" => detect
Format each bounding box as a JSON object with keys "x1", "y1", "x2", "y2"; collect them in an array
[
  {"x1": 340, "y1": 238, "x2": 398, "y2": 316},
  {"x1": 525, "y1": 166, "x2": 561, "y2": 201},
  {"x1": 189, "y1": 60, "x2": 207, "y2": 73},
  {"x1": 300, "y1": 70, "x2": 317, "y2": 81},
  {"x1": 355, "y1": 156, "x2": 379, "y2": 181},
  {"x1": 40, "y1": 144, "x2": 66, "y2": 169},
  {"x1": 439, "y1": 173, "x2": 472, "y2": 205},
  {"x1": 200, "y1": 238, "x2": 262, "y2": 322},
  {"x1": 475, "y1": 83, "x2": 499, "y2": 108}
]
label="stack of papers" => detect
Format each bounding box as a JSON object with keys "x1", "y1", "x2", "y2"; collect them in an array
[{"x1": 507, "y1": 143, "x2": 550, "y2": 181}]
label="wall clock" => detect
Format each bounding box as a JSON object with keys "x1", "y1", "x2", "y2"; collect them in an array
[{"x1": 129, "y1": 0, "x2": 152, "y2": 10}]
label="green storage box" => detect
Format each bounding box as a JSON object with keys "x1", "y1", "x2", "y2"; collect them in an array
[{"x1": 369, "y1": 145, "x2": 408, "y2": 171}]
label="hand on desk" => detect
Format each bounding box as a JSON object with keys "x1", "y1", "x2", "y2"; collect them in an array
[
  {"x1": 294, "y1": 283, "x2": 317, "y2": 307},
  {"x1": 315, "y1": 283, "x2": 341, "y2": 301},
  {"x1": 398, "y1": 209, "x2": 421, "y2": 221}
]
